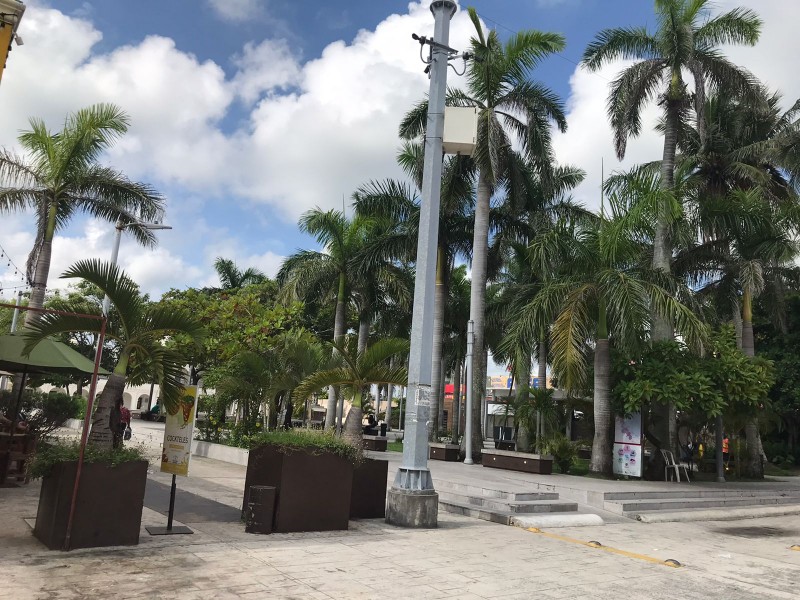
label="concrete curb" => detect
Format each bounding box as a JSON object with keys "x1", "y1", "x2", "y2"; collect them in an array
[
  {"x1": 635, "y1": 505, "x2": 800, "y2": 523},
  {"x1": 192, "y1": 440, "x2": 249, "y2": 466},
  {"x1": 511, "y1": 513, "x2": 604, "y2": 528}
]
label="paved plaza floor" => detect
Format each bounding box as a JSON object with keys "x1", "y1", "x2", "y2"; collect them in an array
[{"x1": 2, "y1": 425, "x2": 799, "y2": 599}]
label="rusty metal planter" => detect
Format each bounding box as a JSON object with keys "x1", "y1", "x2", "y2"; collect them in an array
[{"x1": 350, "y1": 458, "x2": 388, "y2": 519}]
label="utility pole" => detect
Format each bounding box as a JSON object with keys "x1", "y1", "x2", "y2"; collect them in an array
[
  {"x1": 464, "y1": 319, "x2": 474, "y2": 464},
  {"x1": 386, "y1": 0, "x2": 459, "y2": 528}
]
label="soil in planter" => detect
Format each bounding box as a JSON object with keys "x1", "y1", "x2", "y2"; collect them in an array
[{"x1": 34, "y1": 460, "x2": 148, "y2": 550}]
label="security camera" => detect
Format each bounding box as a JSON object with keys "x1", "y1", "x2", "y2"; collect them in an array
[{"x1": 14, "y1": 34, "x2": 22, "y2": 46}]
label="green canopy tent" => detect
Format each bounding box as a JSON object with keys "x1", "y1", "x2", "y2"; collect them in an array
[{"x1": 0, "y1": 332, "x2": 110, "y2": 426}]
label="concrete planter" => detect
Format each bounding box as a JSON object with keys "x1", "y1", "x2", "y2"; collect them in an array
[
  {"x1": 350, "y1": 458, "x2": 388, "y2": 519},
  {"x1": 34, "y1": 460, "x2": 148, "y2": 550},
  {"x1": 244, "y1": 445, "x2": 353, "y2": 533},
  {"x1": 193, "y1": 440, "x2": 249, "y2": 466}
]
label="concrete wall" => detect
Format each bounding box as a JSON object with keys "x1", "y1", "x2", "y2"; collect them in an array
[{"x1": 192, "y1": 440, "x2": 249, "y2": 466}]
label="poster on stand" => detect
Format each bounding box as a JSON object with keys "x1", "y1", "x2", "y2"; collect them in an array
[
  {"x1": 613, "y1": 412, "x2": 643, "y2": 477},
  {"x1": 160, "y1": 385, "x2": 198, "y2": 477}
]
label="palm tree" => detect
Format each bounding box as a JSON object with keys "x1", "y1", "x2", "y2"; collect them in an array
[
  {"x1": 401, "y1": 10, "x2": 567, "y2": 453},
  {"x1": 277, "y1": 209, "x2": 372, "y2": 430},
  {"x1": 676, "y1": 88, "x2": 800, "y2": 477},
  {"x1": 0, "y1": 104, "x2": 165, "y2": 325},
  {"x1": 511, "y1": 198, "x2": 706, "y2": 474},
  {"x1": 583, "y1": 0, "x2": 762, "y2": 341},
  {"x1": 23, "y1": 260, "x2": 205, "y2": 450},
  {"x1": 354, "y1": 142, "x2": 474, "y2": 438},
  {"x1": 213, "y1": 257, "x2": 266, "y2": 290},
  {"x1": 293, "y1": 338, "x2": 409, "y2": 444}
]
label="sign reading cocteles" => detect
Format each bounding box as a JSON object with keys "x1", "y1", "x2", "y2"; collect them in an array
[{"x1": 160, "y1": 385, "x2": 198, "y2": 477}]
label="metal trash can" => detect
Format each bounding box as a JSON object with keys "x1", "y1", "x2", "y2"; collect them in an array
[
  {"x1": 245, "y1": 485, "x2": 276, "y2": 534},
  {"x1": 380, "y1": 423, "x2": 388, "y2": 437}
]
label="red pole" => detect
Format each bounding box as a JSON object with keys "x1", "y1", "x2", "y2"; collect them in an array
[{"x1": 62, "y1": 316, "x2": 106, "y2": 551}]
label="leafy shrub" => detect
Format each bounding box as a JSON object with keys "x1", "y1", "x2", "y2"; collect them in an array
[
  {"x1": 29, "y1": 439, "x2": 149, "y2": 480},
  {"x1": 773, "y1": 455, "x2": 784, "y2": 465},
  {"x1": 545, "y1": 434, "x2": 578, "y2": 474},
  {"x1": 0, "y1": 390, "x2": 81, "y2": 438},
  {"x1": 785, "y1": 454, "x2": 796, "y2": 466},
  {"x1": 249, "y1": 429, "x2": 363, "y2": 465}
]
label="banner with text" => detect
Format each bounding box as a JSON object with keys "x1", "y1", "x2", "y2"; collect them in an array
[{"x1": 160, "y1": 385, "x2": 198, "y2": 477}]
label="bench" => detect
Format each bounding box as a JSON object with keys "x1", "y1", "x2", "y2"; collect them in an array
[
  {"x1": 482, "y1": 448, "x2": 553, "y2": 475},
  {"x1": 362, "y1": 435, "x2": 387, "y2": 452},
  {"x1": 495, "y1": 440, "x2": 516, "y2": 451},
  {"x1": 429, "y1": 442, "x2": 460, "y2": 461}
]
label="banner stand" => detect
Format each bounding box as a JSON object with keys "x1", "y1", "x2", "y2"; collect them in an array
[
  {"x1": 147, "y1": 385, "x2": 199, "y2": 536},
  {"x1": 146, "y1": 474, "x2": 193, "y2": 535}
]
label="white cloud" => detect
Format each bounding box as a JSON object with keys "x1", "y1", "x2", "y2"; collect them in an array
[{"x1": 207, "y1": 0, "x2": 265, "y2": 23}]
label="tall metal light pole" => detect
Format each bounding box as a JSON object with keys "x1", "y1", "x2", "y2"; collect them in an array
[
  {"x1": 386, "y1": 0, "x2": 458, "y2": 528},
  {"x1": 101, "y1": 220, "x2": 172, "y2": 317},
  {"x1": 464, "y1": 319, "x2": 474, "y2": 464}
]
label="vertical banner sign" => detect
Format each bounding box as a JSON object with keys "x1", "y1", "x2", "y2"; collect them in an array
[
  {"x1": 160, "y1": 385, "x2": 198, "y2": 477},
  {"x1": 613, "y1": 412, "x2": 643, "y2": 477}
]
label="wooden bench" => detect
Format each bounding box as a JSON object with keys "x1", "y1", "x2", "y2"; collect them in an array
[
  {"x1": 362, "y1": 435, "x2": 387, "y2": 452},
  {"x1": 482, "y1": 448, "x2": 553, "y2": 475},
  {"x1": 429, "y1": 443, "x2": 460, "y2": 461}
]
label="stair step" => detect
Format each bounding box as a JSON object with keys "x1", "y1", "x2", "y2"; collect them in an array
[
  {"x1": 604, "y1": 489, "x2": 800, "y2": 502},
  {"x1": 439, "y1": 498, "x2": 578, "y2": 525},
  {"x1": 607, "y1": 495, "x2": 800, "y2": 515},
  {"x1": 438, "y1": 491, "x2": 572, "y2": 514},
  {"x1": 435, "y1": 478, "x2": 556, "y2": 501}
]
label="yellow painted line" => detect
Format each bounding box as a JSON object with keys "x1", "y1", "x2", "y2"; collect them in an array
[{"x1": 525, "y1": 528, "x2": 681, "y2": 568}]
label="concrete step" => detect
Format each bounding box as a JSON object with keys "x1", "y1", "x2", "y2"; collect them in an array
[
  {"x1": 438, "y1": 491, "x2": 574, "y2": 514},
  {"x1": 435, "y1": 479, "x2": 554, "y2": 502},
  {"x1": 439, "y1": 497, "x2": 578, "y2": 525},
  {"x1": 607, "y1": 495, "x2": 800, "y2": 516},
  {"x1": 603, "y1": 489, "x2": 800, "y2": 502}
]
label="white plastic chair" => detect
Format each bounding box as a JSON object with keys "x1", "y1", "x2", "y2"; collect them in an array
[{"x1": 661, "y1": 449, "x2": 691, "y2": 482}]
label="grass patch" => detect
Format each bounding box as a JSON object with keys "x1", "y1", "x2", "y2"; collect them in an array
[
  {"x1": 387, "y1": 441, "x2": 403, "y2": 453},
  {"x1": 764, "y1": 462, "x2": 800, "y2": 477},
  {"x1": 568, "y1": 457, "x2": 590, "y2": 476},
  {"x1": 249, "y1": 429, "x2": 363, "y2": 465}
]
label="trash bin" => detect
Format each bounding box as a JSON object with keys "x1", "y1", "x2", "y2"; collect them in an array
[
  {"x1": 245, "y1": 485, "x2": 276, "y2": 534},
  {"x1": 380, "y1": 423, "x2": 388, "y2": 437}
]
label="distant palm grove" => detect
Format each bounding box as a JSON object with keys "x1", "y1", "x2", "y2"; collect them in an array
[{"x1": 2, "y1": 1, "x2": 800, "y2": 479}]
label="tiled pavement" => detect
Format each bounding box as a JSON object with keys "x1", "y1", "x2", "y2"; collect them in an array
[{"x1": 3, "y1": 472, "x2": 800, "y2": 599}]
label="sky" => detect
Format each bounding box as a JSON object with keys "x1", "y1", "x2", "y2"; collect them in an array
[{"x1": 1, "y1": 0, "x2": 799, "y2": 373}]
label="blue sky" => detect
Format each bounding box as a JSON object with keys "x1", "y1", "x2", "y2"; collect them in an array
[{"x1": 0, "y1": 1, "x2": 797, "y2": 377}]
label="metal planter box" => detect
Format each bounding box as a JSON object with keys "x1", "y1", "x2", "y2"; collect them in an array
[{"x1": 34, "y1": 460, "x2": 148, "y2": 550}]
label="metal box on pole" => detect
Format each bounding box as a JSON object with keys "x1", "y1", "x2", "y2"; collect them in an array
[{"x1": 442, "y1": 106, "x2": 478, "y2": 156}]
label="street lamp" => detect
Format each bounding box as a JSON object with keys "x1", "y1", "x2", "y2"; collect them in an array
[
  {"x1": 0, "y1": 0, "x2": 25, "y2": 86},
  {"x1": 101, "y1": 220, "x2": 172, "y2": 317}
]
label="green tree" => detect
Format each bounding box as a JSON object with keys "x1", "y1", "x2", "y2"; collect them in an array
[
  {"x1": 294, "y1": 338, "x2": 409, "y2": 444},
  {"x1": 213, "y1": 257, "x2": 266, "y2": 290},
  {"x1": 511, "y1": 201, "x2": 705, "y2": 474},
  {"x1": 402, "y1": 8, "x2": 568, "y2": 454},
  {"x1": 583, "y1": 0, "x2": 761, "y2": 342},
  {"x1": 0, "y1": 104, "x2": 165, "y2": 325},
  {"x1": 24, "y1": 260, "x2": 204, "y2": 450},
  {"x1": 278, "y1": 209, "x2": 375, "y2": 431}
]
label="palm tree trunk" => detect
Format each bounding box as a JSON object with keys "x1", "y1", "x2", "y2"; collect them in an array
[
  {"x1": 357, "y1": 312, "x2": 369, "y2": 355},
  {"x1": 24, "y1": 204, "x2": 58, "y2": 326},
  {"x1": 386, "y1": 356, "x2": 395, "y2": 431},
  {"x1": 326, "y1": 273, "x2": 347, "y2": 431},
  {"x1": 451, "y1": 356, "x2": 462, "y2": 444},
  {"x1": 466, "y1": 169, "x2": 491, "y2": 458},
  {"x1": 516, "y1": 352, "x2": 532, "y2": 453},
  {"x1": 343, "y1": 388, "x2": 363, "y2": 446},
  {"x1": 741, "y1": 287, "x2": 764, "y2": 478},
  {"x1": 649, "y1": 101, "x2": 679, "y2": 455},
  {"x1": 590, "y1": 338, "x2": 612, "y2": 475},
  {"x1": 430, "y1": 246, "x2": 447, "y2": 440},
  {"x1": 536, "y1": 340, "x2": 547, "y2": 453},
  {"x1": 88, "y1": 372, "x2": 125, "y2": 451}
]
